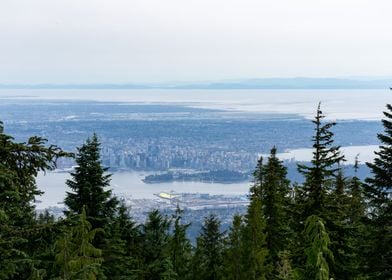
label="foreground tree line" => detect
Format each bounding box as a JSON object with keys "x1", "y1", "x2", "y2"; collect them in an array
[{"x1": 0, "y1": 102, "x2": 391, "y2": 280}]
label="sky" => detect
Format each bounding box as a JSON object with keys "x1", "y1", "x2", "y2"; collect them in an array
[{"x1": 1, "y1": 0, "x2": 392, "y2": 84}]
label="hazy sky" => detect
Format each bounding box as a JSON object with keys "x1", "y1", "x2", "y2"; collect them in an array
[{"x1": 1, "y1": 0, "x2": 392, "y2": 83}]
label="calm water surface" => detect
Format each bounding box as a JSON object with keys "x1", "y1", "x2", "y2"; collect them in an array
[
  {"x1": 1, "y1": 89, "x2": 390, "y2": 120},
  {"x1": 36, "y1": 171, "x2": 252, "y2": 209}
]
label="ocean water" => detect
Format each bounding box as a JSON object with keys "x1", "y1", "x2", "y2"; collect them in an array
[
  {"x1": 35, "y1": 171, "x2": 253, "y2": 209},
  {"x1": 0, "y1": 88, "x2": 390, "y2": 120}
]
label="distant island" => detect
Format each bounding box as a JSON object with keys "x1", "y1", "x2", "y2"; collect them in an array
[
  {"x1": 1, "y1": 77, "x2": 391, "y2": 90},
  {"x1": 143, "y1": 170, "x2": 251, "y2": 184}
]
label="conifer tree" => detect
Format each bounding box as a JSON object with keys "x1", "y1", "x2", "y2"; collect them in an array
[
  {"x1": 140, "y1": 210, "x2": 174, "y2": 280},
  {"x1": 275, "y1": 251, "x2": 297, "y2": 280},
  {"x1": 348, "y1": 157, "x2": 366, "y2": 224},
  {"x1": 343, "y1": 157, "x2": 367, "y2": 278},
  {"x1": 65, "y1": 134, "x2": 118, "y2": 229},
  {"x1": 242, "y1": 165, "x2": 269, "y2": 280},
  {"x1": 366, "y1": 103, "x2": 392, "y2": 204},
  {"x1": 303, "y1": 215, "x2": 333, "y2": 280},
  {"x1": 364, "y1": 103, "x2": 392, "y2": 279},
  {"x1": 193, "y1": 214, "x2": 225, "y2": 280},
  {"x1": 294, "y1": 104, "x2": 344, "y2": 277},
  {"x1": 0, "y1": 121, "x2": 67, "y2": 278},
  {"x1": 29, "y1": 212, "x2": 61, "y2": 279},
  {"x1": 101, "y1": 216, "x2": 133, "y2": 279},
  {"x1": 67, "y1": 207, "x2": 103, "y2": 279},
  {"x1": 297, "y1": 103, "x2": 344, "y2": 216},
  {"x1": 326, "y1": 162, "x2": 358, "y2": 279},
  {"x1": 55, "y1": 207, "x2": 103, "y2": 280},
  {"x1": 0, "y1": 121, "x2": 66, "y2": 226},
  {"x1": 261, "y1": 148, "x2": 291, "y2": 276},
  {"x1": 114, "y1": 202, "x2": 143, "y2": 272},
  {"x1": 223, "y1": 214, "x2": 245, "y2": 280},
  {"x1": 169, "y1": 206, "x2": 192, "y2": 279},
  {"x1": 0, "y1": 208, "x2": 28, "y2": 279},
  {"x1": 99, "y1": 201, "x2": 140, "y2": 279},
  {"x1": 29, "y1": 267, "x2": 47, "y2": 280}
]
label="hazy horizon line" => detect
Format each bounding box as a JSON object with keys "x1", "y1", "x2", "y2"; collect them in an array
[{"x1": 1, "y1": 76, "x2": 391, "y2": 90}]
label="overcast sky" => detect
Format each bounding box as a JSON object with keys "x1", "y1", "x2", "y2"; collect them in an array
[{"x1": 1, "y1": 0, "x2": 392, "y2": 83}]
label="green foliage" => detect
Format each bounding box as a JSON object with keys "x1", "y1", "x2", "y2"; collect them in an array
[
  {"x1": 101, "y1": 219, "x2": 132, "y2": 279},
  {"x1": 0, "y1": 121, "x2": 67, "y2": 224},
  {"x1": 29, "y1": 266, "x2": 47, "y2": 280},
  {"x1": 27, "y1": 212, "x2": 61, "y2": 278},
  {"x1": 114, "y1": 202, "x2": 143, "y2": 272},
  {"x1": 237, "y1": 150, "x2": 290, "y2": 279},
  {"x1": 139, "y1": 209, "x2": 175, "y2": 280},
  {"x1": 275, "y1": 251, "x2": 298, "y2": 280},
  {"x1": 193, "y1": 214, "x2": 225, "y2": 280},
  {"x1": 297, "y1": 103, "x2": 344, "y2": 216},
  {"x1": 348, "y1": 157, "x2": 366, "y2": 224},
  {"x1": 260, "y1": 148, "x2": 291, "y2": 277},
  {"x1": 293, "y1": 104, "x2": 355, "y2": 278},
  {"x1": 0, "y1": 209, "x2": 29, "y2": 279},
  {"x1": 0, "y1": 121, "x2": 68, "y2": 278},
  {"x1": 65, "y1": 134, "x2": 118, "y2": 229},
  {"x1": 223, "y1": 214, "x2": 245, "y2": 280},
  {"x1": 364, "y1": 103, "x2": 392, "y2": 279},
  {"x1": 55, "y1": 207, "x2": 103, "y2": 280},
  {"x1": 303, "y1": 215, "x2": 333, "y2": 280},
  {"x1": 242, "y1": 176, "x2": 269, "y2": 280},
  {"x1": 366, "y1": 103, "x2": 392, "y2": 205},
  {"x1": 169, "y1": 206, "x2": 192, "y2": 279}
]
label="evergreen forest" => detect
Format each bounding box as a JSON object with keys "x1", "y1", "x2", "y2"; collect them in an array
[{"x1": 1, "y1": 102, "x2": 391, "y2": 280}]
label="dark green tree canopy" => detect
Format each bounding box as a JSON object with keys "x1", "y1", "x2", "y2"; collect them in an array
[
  {"x1": 297, "y1": 103, "x2": 344, "y2": 215},
  {"x1": 0, "y1": 121, "x2": 68, "y2": 279},
  {"x1": 364, "y1": 103, "x2": 392, "y2": 279},
  {"x1": 303, "y1": 215, "x2": 333, "y2": 280},
  {"x1": 65, "y1": 134, "x2": 118, "y2": 228},
  {"x1": 366, "y1": 103, "x2": 392, "y2": 204},
  {"x1": 55, "y1": 207, "x2": 103, "y2": 279},
  {"x1": 194, "y1": 214, "x2": 225, "y2": 280}
]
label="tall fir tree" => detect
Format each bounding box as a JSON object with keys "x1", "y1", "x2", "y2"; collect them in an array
[
  {"x1": 302, "y1": 215, "x2": 333, "y2": 280},
  {"x1": 347, "y1": 156, "x2": 366, "y2": 225},
  {"x1": 140, "y1": 210, "x2": 174, "y2": 280},
  {"x1": 366, "y1": 103, "x2": 392, "y2": 204},
  {"x1": 242, "y1": 193, "x2": 269, "y2": 280},
  {"x1": 364, "y1": 103, "x2": 392, "y2": 279},
  {"x1": 101, "y1": 214, "x2": 134, "y2": 279},
  {"x1": 223, "y1": 214, "x2": 245, "y2": 280},
  {"x1": 325, "y1": 162, "x2": 359, "y2": 279},
  {"x1": 65, "y1": 134, "x2": 118, "y2": 229},
  {"x1": 169, "y1": 206, "x2": 192, "y2": 280},
  {"x1": 114, "y1": 202, "x2": 143, "y2": 275},
  {"x1": 345, "y1": 157, "x2": 367, "y2": 279},
  {"x1": 275, "y1": 250, "x2": 297, "y2": 280},
  {"x1": 55, "y1": 207, "x2": 103, "y2": 280},
  {"x1": 294, "y1": 104, "x2": 344, "y2": 278},
  {"x1": 29, "y1": 212, "x2": 62, "y2": 279},
  {"x1": 241, "y1": 159, "x2": 269, "y2": 280},
  {"x1": 261, "y1": 147, "x2": 291, "y2": 277},
  {"x1": 193, "y1": 214, "x2": 225, "y2": 280},
  {"x1": 297, "y1": 103, "x2": 344, "y2": 217},
  {"x1": 0, "y1": 121, "x2": 67, "y2": 278}
]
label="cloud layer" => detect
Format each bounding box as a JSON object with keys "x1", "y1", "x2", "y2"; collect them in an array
[{"x1": 1, "y1": 0, "x2": 391, "y2": 83}]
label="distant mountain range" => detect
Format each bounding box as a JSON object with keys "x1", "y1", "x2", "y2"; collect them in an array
[{"x1": 1, "y1": 77, "x2": 391, "y2": 90}]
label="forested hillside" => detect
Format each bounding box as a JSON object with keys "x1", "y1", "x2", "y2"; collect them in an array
[{"x1": 1, "y1": 103, "x2": 391, "y2": 280}]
